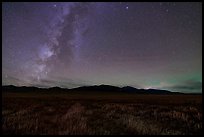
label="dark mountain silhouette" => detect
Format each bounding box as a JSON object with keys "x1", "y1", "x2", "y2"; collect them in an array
[
  {"x1": 71, "y1": 85, "x2": 121, "y2": 92},
  {"x1": 121, "y1": 86, "x2": 141, "y2": 93},
  {"x1": 2, "y1": 84, "x2": 185, "y2": 94},
  {"x1": 120, "y1": 86, "x2": 182, "y2": 94},
  {"x1": 49, "y1": 86, "x2": 67, "y2": 91},
  {"x1": 2, "y1": 85, "x2": 40, "y2": 92}
]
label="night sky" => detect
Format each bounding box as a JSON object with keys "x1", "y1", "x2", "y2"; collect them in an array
[{"x1": 2, "y1": 2, "x2": 202, "y2": 93}]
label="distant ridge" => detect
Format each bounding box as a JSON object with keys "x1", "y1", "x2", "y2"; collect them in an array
[
  {"x1": 1, "y1": 84, "x2": 187, "y2": 94},
  {"x1": 71, "y1": 85, "x2": 121, "y2": 92}
]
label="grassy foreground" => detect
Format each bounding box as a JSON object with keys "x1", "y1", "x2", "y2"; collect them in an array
[{"x1": 2, "y1": 91, "x2": 202, "y2": 135}]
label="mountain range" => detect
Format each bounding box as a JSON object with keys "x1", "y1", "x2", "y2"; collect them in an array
[{"x1": 2, "y1": 85, "x2": 184, "y2": 94}]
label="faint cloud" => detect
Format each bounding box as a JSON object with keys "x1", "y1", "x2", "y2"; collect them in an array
[{"x1": 161, "y1": 79, "x2": 202, "y2": 93}]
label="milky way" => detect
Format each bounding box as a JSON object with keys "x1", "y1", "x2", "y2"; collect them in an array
[{"x1": 2, "y1": 2, "x2": 202, "y2": 93}]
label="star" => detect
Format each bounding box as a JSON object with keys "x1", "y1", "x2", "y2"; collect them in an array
[{"x1": 126, "y1": 6, "x2": 129, "y2": 10}]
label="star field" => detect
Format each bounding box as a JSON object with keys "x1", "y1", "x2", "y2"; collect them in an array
[{"x1": 2, "y1": 2, "x2": 202, "y2": 93}]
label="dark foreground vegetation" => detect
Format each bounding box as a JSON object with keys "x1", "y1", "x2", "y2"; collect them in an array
[{"x1": 2, "y1": 89, "x2": 202, "y2": 135}]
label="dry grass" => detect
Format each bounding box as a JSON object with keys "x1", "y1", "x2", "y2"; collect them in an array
[{"x1": 2, "y1": 92, "x2": 202, "y2": 135}]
